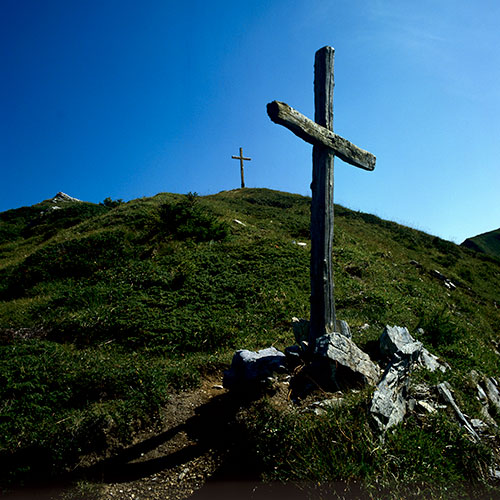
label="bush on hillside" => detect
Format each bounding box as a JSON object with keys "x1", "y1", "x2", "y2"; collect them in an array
[
  {"x1": 158, "y1": 192, "x2": 229, "y2": 242},
  {"x1": 100, "y1": 197, "x2": 124, "y2": 208},
  {"x1": 416, "y1": 307, "x2": 461, "y2": 348}
]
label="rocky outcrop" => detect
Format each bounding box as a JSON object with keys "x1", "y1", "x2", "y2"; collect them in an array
[
  {"x1": 225, "y1": 320, "x2": 376, "y2": 393},
  {"x1": 224, "y1": 322, "x2": 496, "y2": 448}
]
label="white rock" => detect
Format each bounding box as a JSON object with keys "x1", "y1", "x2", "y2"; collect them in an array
[
  {"x1": 470, "y1": 418, "x2": 489, "y2": 431},
  {"x1": 417, "y1": 400, "x2": 436, "y2": 413},
  {"x1": 52, "y1": 192, "x2": 81, "y2": 203}
]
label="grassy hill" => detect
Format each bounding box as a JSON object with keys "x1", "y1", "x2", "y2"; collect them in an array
[
  {"x1": 462, "y1": 227, "x2": 500, "y2": 260},
  {"x1": 1, "y1": 188, "x2": 500, "y2": 498}
]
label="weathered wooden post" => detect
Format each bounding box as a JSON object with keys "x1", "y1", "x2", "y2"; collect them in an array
[
  {"x1": 311, "y1": 46, "x2": 336, "y2": 343},
  {"x1": 231, "y1": 147, "x2": 252, "y2": 188},
  {"x1": 267, "y1": 46, "x2": 376, "y2": 348}
]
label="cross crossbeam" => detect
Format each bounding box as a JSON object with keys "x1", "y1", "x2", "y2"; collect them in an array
[
  {"x1": 267, "y1": 46, "x2": 376, "y2": 347},
  {"x1": 267, "y1": 101, "x2": 375, "y2": 171}
]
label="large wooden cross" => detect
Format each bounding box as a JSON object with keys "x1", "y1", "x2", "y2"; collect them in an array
[
  {"x1": 267, "y1": 46, "x2": 376, "y2": 347},
  {"x1": 232, "y1": 147, "x2": 252, "y2": 188}
]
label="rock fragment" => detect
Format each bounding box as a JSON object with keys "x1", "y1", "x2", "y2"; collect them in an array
[
  {"x1": 485, "y1": 377, "x2": 500, "y2": 414},
  {"x1": 223, "y1": 347, "x2": 287, "y2": 390},
  {"x1": 314, "y1": 332, "x2": 380, "y2": 387},
  {"x1": 370, "y1": 354, "x2": 412, "y2": 431},
  {"x1": 335, "y1": 319, "x2": 352, "y2": 339},
  {"x1": 436, "y1": 382, "x2": 479, "y2": 441},
  {"x1": 380, "y1": 325, "x2": 447, "y2": 373}
]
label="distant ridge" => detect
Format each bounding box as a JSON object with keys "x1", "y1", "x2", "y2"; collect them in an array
[{"x1": 461, "y1": 227, "x2": 500, "y2": 259}]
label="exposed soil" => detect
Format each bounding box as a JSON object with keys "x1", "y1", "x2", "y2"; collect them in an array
[
  {"x1": 4, "y1": 371, "x2": 292, "y2": 500},
  {"x1": 2, "y1": 371, "x2": 338, "y2": 500},
  {"x1": 2, "y1": 374, "x2": 245, "y2": 500},
  {"x1": 88, "y1": 375, "x2": 231, "y2": 500},
  {"x1": 73, "y1": 373, "x2": 263, "y2": 500}
]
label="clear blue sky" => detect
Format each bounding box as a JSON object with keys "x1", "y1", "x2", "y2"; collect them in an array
[{"x1": 2, "y1": 0, "x2": 499, "y2": 243}]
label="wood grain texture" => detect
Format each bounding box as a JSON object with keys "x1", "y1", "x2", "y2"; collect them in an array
[
  {"x1": 310, "y1": 46, "x2": 336, "y2": 342},
  {"x1": 266, "y1": 100, "x2": 375, "y2": 171}
]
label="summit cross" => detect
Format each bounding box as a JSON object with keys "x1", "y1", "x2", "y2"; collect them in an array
[
  {"x1": 267, "y1": 46, "x2": 376, "y2": 347},
  {"x1": 232, "y1": 147, "x2": 252, "y2": 188}
]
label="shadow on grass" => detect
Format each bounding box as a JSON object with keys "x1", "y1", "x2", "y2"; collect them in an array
[{"x1": 78, "y1": 390, "x2": 261, "y2": 485}]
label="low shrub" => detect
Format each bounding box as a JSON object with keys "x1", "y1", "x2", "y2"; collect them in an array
[
  {"x1": 417, "y1": 307, "x2": 461, "y2": 348},
  {"x1": 158, "y1": 193, "x2": 229, "y2": 242}
]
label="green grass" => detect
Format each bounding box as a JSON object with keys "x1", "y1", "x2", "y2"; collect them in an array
[
  {"x1": 1, "y1": 188, "x2": 500, "y2": 493},
  {"x1": 241, "y1": 394, "x2": 492, "y2": 499}
]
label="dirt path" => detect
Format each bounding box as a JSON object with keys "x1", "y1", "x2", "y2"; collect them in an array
[
  {"x1": 4, "y1": 373, "x2": 301, "y2": 500},
  {"x1": 91, "y1": 375, "x2": 231, "y2": 500},
  {"x1": 3, "y1": 374, "x2": 250, "y2": 500}
]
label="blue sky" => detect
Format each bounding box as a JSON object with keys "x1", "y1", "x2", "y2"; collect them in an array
[{"x1": 2, "y1": 0, "x2": 499, "y2": 243}]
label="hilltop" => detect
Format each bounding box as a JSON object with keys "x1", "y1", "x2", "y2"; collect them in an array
[
  {"x1": 462, "y1": 228, "x2": 500, "y2": 260},
  {"x1": 1, "y1": 188, "x2": 500, "y2": 499}
]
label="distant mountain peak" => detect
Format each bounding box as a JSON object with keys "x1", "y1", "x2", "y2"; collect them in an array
[{"x1": 51, "y1": 192, "x2": 82, "y2": 203}]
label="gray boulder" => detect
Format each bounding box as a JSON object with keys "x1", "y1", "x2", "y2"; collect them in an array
[
  {"x1": 380, "y1": 325, "x2": 447, "y2": 373},
  {"x1": 314, "y1": 332, "x2": 380, "y2": 387},
  {"x1": 223, "y1": 347, "x2": 287, "y2": 390}
]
